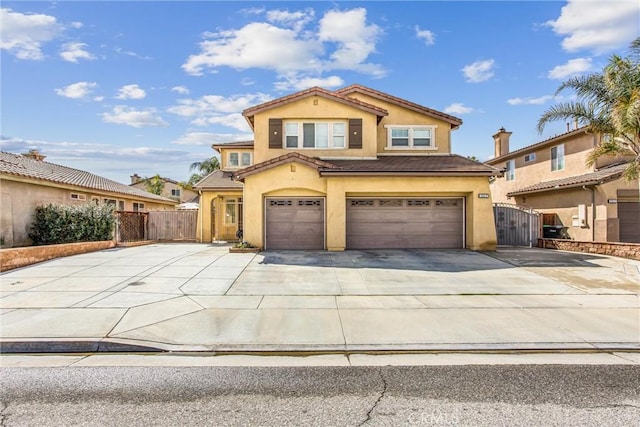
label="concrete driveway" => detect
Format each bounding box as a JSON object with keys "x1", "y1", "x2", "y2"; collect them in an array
[{"x1": 0, "y1": 243, "x2": 638, "y2": 353}]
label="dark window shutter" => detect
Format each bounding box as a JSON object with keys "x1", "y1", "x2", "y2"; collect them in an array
[
  {"x1": 269, "y1": 119, "x2": 282, "y2": 149},
  {"x1": 348, "y1": 118, "x2": 362, "y2": 149}
]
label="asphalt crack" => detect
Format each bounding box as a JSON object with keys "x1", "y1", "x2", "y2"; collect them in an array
[
  {"x1": 1, "y1": 401, "x2": 8, "y2": 427},
  {"x1": 358, "y1": 368, "x2": 388, "y2": 426}
]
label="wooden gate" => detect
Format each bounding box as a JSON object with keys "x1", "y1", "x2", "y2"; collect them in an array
[
  {"x1": 115, "y1": 211, "x2": 148, "y2": 243},
  {"x1": 493, "y1": 203, "x2": 541, "y2": 247},
  {"x1": 148, "y1": 210, "x2": 197, "y2": 241}
]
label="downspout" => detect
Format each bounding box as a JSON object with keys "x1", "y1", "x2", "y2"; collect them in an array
[
  {"x1": 582, "y1": 185, "x2": 596, "y2": 241},
  {"x1": 198, "y1": 190, "x2": 203, "y2": 243}
]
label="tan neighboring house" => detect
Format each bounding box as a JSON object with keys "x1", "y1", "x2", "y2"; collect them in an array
[
  {"x1": 129, "y1": 173, "x2": 198, "y2": 204},
  {"x1": 486, "y1": 127, "x2": 639, "y2": 243},
  {"x1": 0, "y1": 150, "x2": 176, "y2": 247},
  {"x1": 193, "y1": 141, "x2": 250, "y2": 242},
  {"x1": 196, "y1": 85, "x2": 501, "y2": 251}
]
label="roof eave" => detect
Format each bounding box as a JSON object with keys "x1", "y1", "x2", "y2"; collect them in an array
[{"x1": 319, "y1": 170, "x2": 500, "y2": 177}]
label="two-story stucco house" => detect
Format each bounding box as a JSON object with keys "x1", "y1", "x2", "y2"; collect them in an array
[
  {"x1": 196, "y1": 85, "x2": 501, "y2": 251},
  {"x1": 0, "y1": 150, "x2": 176, "y2": 247},
  {"x1": 129, "y1": 174, "x2": 198, "y2": 204},
  {"x1": 486, "y1": 126, "x2": 639, "y2": 243}
]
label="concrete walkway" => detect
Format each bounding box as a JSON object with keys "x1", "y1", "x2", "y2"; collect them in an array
[{"x1": 0, "y1": 244, "x2": 638, "y2": 353}]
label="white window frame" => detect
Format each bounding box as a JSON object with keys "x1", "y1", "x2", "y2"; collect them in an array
[
  {"x1": 171, "y1": 188, "x2": 181, "y2": 197},
  {"x1": 384, "y1": 125, "x2": 437, "y2": 149},
  {"x1": 524, "y1": 153, "x2": 536, "y2": 163},
  {"x1": 133, "y1": 202, "x2": 145, "y2": 212},
  {"x1": 70, "y1": 193, "x2": 86, "y2": 201},
  {"x1": 283, "y1": 121, "x2": 347, "y2": 149},
  {"x1": 228, "y1": 152, "x2": 239, "y2": 168},
  {"x1": 240, "y1": 152, "x2": 252, "y2": 166},
  {"x1": 551, "y1": 144, "x2": 565, "y2": 171},
  {"x1": 505, "y1": 159, "x2": 515, "y2": 181}
]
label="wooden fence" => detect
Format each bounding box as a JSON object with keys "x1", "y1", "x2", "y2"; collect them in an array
[{"x1": 147, "y1": 210, "x2": 197, "y2": 241}]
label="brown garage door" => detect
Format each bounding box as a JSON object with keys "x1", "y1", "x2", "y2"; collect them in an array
[
  {"x1": 618, "y1": 201, "x2": 640, "y2": 243},
  {"x1": 346, "y1": 198, "x2": 464, "y2": 249},
  {"x1": 265, "y1": 198, "x2": 325, "y2": 250}
]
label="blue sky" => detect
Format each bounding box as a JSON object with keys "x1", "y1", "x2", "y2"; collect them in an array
[{"x1": 2, "y1": 1, "x2": 639, "y2": 184}]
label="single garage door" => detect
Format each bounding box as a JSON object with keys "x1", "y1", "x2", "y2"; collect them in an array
[
  {"x1": 265, "y1": 198, "x2": 325, "y2": 250},
  {"x1": 618, "y1": 201, "x2": 640, "y2": 243},
  {"x1": 346, "y1": 198, "x2": 464, "y2": 249}
]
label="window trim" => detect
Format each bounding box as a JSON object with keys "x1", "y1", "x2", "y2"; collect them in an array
[
  {"x1": 228, "y1": 152, "x2": 239, "y2": 168},
  {"x1": 524, "y1": 153, "x2": 536, "y2": 163},
  {"x1": 240, "y1": 152, "x2": 252, "y2": 166},
  {"x1": 133, "y1": 202, "x2": 145, "y2": 212},
  {"x1": 227, "y1": 152, "x2": 252, "y2": 168},
  {"x1": 283, "y1": 120, "x2": 348, "y2": 149},
  {"x1": 551, "y1": 144, "x2": 565, "y2": 171},
  {"x1": 384, "y1": 125, "x2": 437, "y2": 150}
]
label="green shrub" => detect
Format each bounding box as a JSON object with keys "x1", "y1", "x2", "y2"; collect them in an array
[{"x1": 29, "y1": 203, "x2": 116, "y2": 245}]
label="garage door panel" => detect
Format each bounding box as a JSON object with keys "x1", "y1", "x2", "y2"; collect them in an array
[
  {"x1": 618, "y1": 201, "x2": 640, "y2": 243},
  {"x1": 346, "y1": 198, "x2": 463, "y2": 249},
  {"x1": 265, "y1": 198, "x2": 325, "y2": 250}
]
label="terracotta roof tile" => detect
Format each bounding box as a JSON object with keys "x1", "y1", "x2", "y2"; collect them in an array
[
  {"x1": 0, "y1": 151, "x2": 175, "y2": 203},
  {"x1": 335, "y1": 84, "x2": 463, "y2": 128},
  {"x1": 320, "y1": 155, "x2": 500, "y2": 176},
  {"x1": 506, "y1": 162, "x2": 628, "y2": 196},
  {"x1": 193, "y1": 170, "x2": 243, "y2": 189}
]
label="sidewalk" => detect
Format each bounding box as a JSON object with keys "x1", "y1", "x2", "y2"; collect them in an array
[{"x1": 1, "y1": 243, "x2": 638, "y2": 354}]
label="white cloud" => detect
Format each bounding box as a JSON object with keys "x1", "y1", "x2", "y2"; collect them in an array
[
  {"x1": 54, "y1": 81, "x2": 97, "y2": 99},
  {"x1": 113, "y1": 46, "x2": 151, "y2": 60},
  {"x1": 93, "y1": 96, "x2": 104, "y2": 102},
  {"x1": 547, "y1": 57, "x2": 593, "y2": 79},
  {"x1": 172, "y1": 132, "x2": 253, "y2": 146},
  {"x1": 415, "y1": 26, "x2": 435, "y2": 46},
  {"x1": 0, "y1": 8, "x2": 64, "y2": 60},
  {"x1": 267, "y1": 8, "x2": 315, "y2": 32},
  {"x1": 182, "y1": 7, "x2": 384, "y2": 80},
  {"x1": 167, "y1": 92, "x2": 272, "y2": 131},
  {"x1": 60, "y1": 42, "x2": 95, "y2": 63},
  {"x1": 318, "y1": 8, "x2": 385, "y2": 77},
  {"x1": 70, "y1": 22, "x2": 83, "y2": 29},
  {"x1": 507, "y1": 95, "x2": 554, "y2": 105},
  {"x1": 171, "y1": 85, "x2": 190, "y2": 95},
  {"x1": 462, "y1": 59, "x2": 495, "y2": 83},
  {"x1": 546, "y1": 0, "x2": 639, "y2": 54},
  {"x1": 274, "y1": 75, "x2": 344, "y2": 91},
  {"x1": 443, "y1": 103, "x2": 474, "y2": 115},
  {"x1": 115, "y1": 84, "x2": 146, "y2": 100},
  {"x1": 102, "y1": 106, "x2": 168, "y2": 128}
]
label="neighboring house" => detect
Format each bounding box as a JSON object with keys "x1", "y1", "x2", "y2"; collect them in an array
[
  {"x1": 0, "y1": 150, "x2": 176, "y2": 247},
  {"x1": 193, "y1": 141, "x2": 250, "y2": 241},
  {"x1": 129, "y1": 173, "x2": 198, "y2": 204},
  {"x1": 486, "y1": 126, "x2": 639, "y2": 243},
  {"x1": 196, "y1": 85, "x2": 501, "y2": 250}
]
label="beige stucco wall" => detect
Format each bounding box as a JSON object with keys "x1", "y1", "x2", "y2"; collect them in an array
[
  {"x1": 218, "y1": 147, "x2": 255, "y2": 170},
  {"x1": 343, "y1": 92, "x2": 453, "y2": 154},
  {"x1": 242, "y1": 161, "x2": 497, "y2": 251},
  {"x1": 490, "y1": 132, "x2": 597, "y2": 203},
  {"x1": 131, "y1": 180, "x2": 197, "y2": 204},
  {"x1": 1, "y1": 177, "x2": 174, "y2": 248},
  {"x1": 196, "y1": 189, "x2": 243, "y2": 242}
]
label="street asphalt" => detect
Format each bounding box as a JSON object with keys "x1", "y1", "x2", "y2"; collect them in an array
[{"x1": 0, "y1": 243, "x2": 638, "y2": 356}]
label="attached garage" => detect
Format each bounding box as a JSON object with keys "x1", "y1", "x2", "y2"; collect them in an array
[
  {"x1": 346, "y1": 198, "x2": 464, "y2": 249},
  {"x1": 265, "y1": 197, "x2": 325, "y2": 250},
  {"x1": 618, "y1": 201, "x2": 640, "y2": 243}
]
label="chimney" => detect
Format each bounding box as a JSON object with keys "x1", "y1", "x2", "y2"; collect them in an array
[
  {"x1": 130, "y1": 173, "x2": 142, "y2": 184},
  {"x1": 22, "y1": 149, "x2": 46, "y2": 161},
  {"x1": 492, "y1": 127, "x2": 512, "y2": 158}
]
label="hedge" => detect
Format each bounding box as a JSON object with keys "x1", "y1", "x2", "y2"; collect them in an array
[{"x1": 29, "y1": 203, "x2": 115, "y2": 245}]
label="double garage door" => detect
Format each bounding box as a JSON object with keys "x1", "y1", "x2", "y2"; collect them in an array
[
  {"x1": 265, "y1": 197, "x2": 464, "y2": 250},
  {"x1": 618, "y1": 201, "x2": 640, "y2": 243}
]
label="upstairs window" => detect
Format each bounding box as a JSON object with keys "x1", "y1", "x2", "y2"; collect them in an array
[
  {"x1": 241, "y1": 152, "x2": 252, "y2": 166},
  {"x1": 284, "y1": 121, "x2": 347, "y2": 149},
  {"x1": 171, "y1": 189, "x2": 181, "y2": 197},
  {"x1": 524, "y1": 153, "x2": 536, "y2": 163},
  {"x1": 551, "y1": 144, "x2": 565, "y2": 171},
  {"x1": 229, "y1": 152, "x2": 239, "y2": 167},
  {"x1": 228, "y1": 152, "x2": 251, "y2": 168},
  {"x1": 385, "y1": 126, "x2": 435, "y2": 149},
  {"x1": 505, "y1": 159, "x2": 515, "y2": 181}
]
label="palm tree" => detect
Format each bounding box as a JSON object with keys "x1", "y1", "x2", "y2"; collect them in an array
[
  {"x1": 143, "y1": 174, "x2": 165, "y2": 195},
  {"x1": 537, "y1": 37, "x2": 640, "y2": 181},
  {"x1": 190, "y1": 156, "x2": 220, "y2": 175}
]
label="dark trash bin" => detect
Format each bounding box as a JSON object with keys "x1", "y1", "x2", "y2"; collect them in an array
[{"x1": 542, "y1": 225, "x2": 563, "y2": 238}]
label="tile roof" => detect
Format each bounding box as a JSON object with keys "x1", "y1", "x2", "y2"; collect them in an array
[
  {"x1": 0, "y1": 151, "x2": 175, "y2": 203},
  {"x1": 233, "y1": 152, "x2": 500, "y2": 180},
  {"x1": 212, "y1": 140, "x2": 255, "y2": 148},
  {"x1": 486, "y1": 127, "x2": 589, "y2": 164},
  {"x1": 320, "y1": 155, "x2": 500, "y2": 176},
  {"x1": 506, "y1": 162, "x2": 629, "y2": 196},
  {"x1": 335, "y1": 84, "x2": 463, "y2": 128},
  {"x1": 193, "y1": 169, "x2": 243, "y2": 189},
  {"x1": 242, "y1": 86, "x2": 389, "y2": 122}
]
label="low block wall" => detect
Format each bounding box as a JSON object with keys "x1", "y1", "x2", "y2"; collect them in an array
[
  {"x1": 538, "y1": 239, "x2": 640, "y2": 261},
  {"x1": 0, "y1": 240, "x2": 116, "y2": 272}
]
